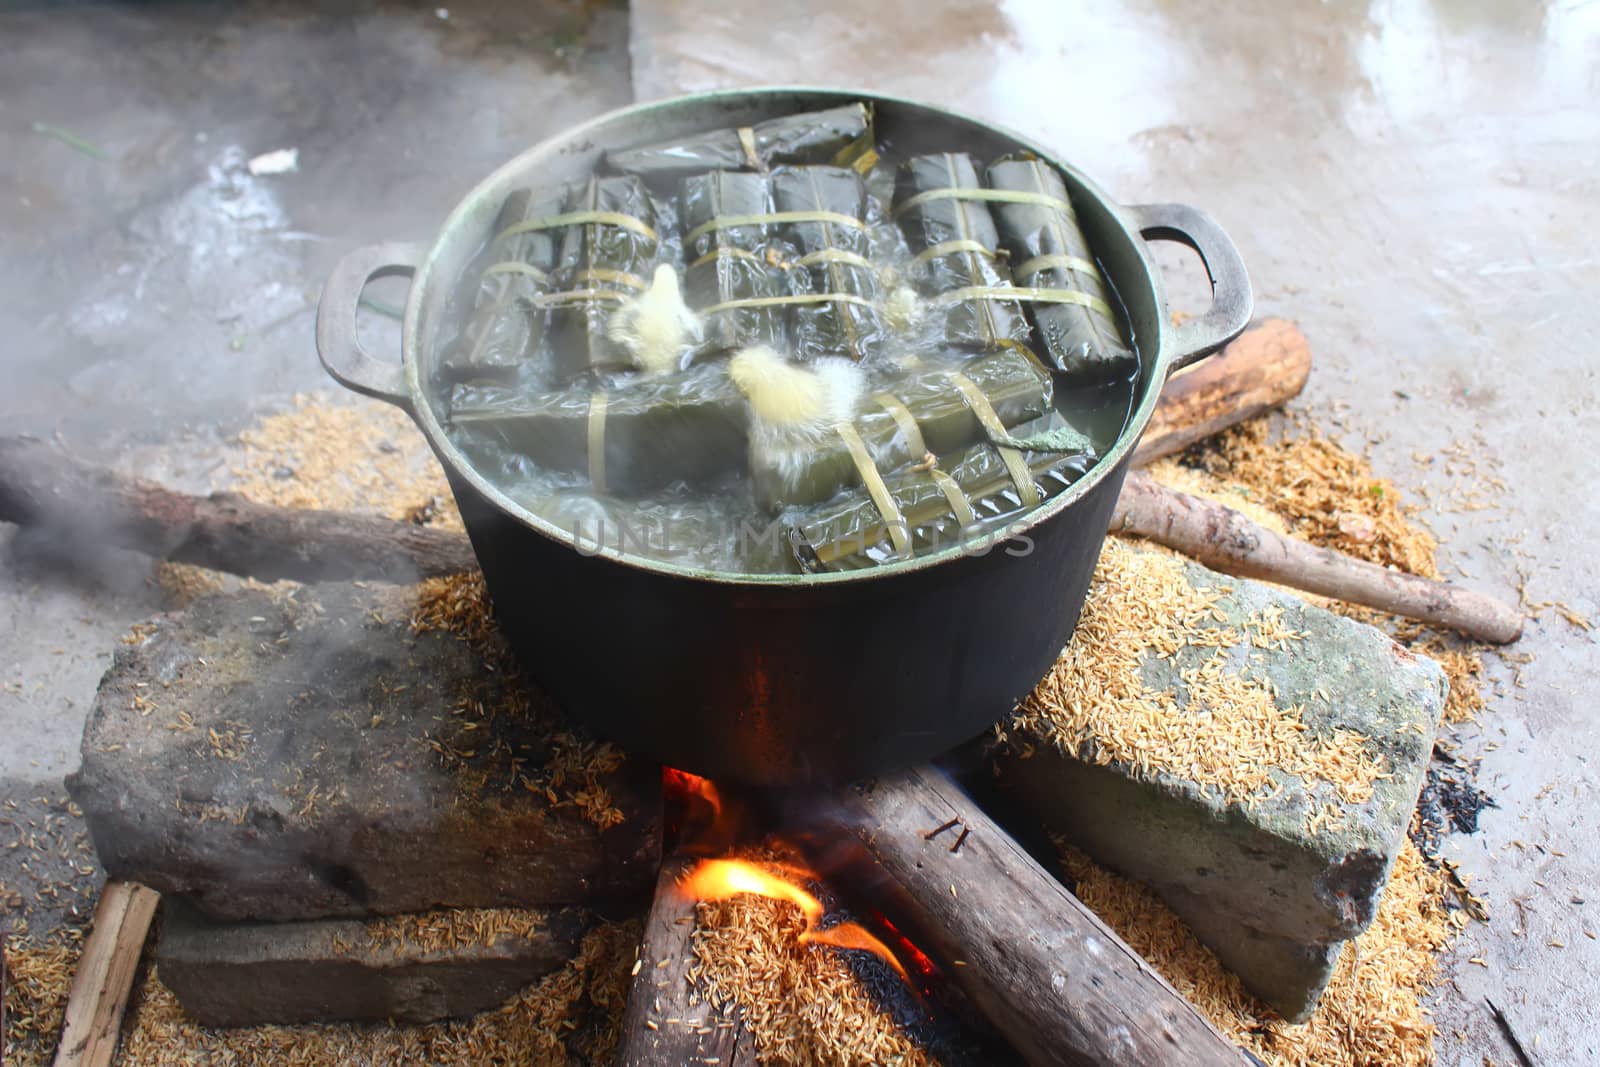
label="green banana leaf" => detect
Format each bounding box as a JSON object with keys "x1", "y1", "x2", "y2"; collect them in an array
[
  {"x1": 894, "y1": 153, "x2": 1033, "y2": 352},
  {"x1": 680, "y1": 170, "x2": 785, "y2": 354},
  {"x1": 770, "y1": 165, "x2": 885, "y2": 361},
  {"x1": 448, "y1": 361, "x2": 746, "y2": 497},
  {"x1": 986, "y1": 154, "x2": 1135, "y2": 382}
]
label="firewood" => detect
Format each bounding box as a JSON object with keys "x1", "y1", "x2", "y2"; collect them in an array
[
  {"x1": 1133, "y1": 318, "x2": 1312, "y2": 467},
  {"x1": 616, "y1": 857, "x2": 757, "y2": 1067},
  {"x1": 1111, "y1": 471, "x2": 1523, "y2": 643},
  {"x1": 52, "y1": 881, "x2": 160, "y2": 1067},
  {"x1": 797, "y1": 765, "x2": 1249, "y2": 1067},
  {"x1": 0, "y1": 436, "x2": 475, "y2": 583}
]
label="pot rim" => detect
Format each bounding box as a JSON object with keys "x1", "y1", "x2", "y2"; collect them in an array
[{"x1": 404, "y1": 86, "x2": 1176, "y2": 587}]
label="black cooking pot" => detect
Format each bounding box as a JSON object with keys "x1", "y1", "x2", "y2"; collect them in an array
[{"x1": 317, "y1": 88, "x2": 1252, "y2": 786}]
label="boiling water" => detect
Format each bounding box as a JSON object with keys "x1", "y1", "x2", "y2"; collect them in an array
[{"x1": 433, "y1": 148, "x2": 1141, "y2": 577}]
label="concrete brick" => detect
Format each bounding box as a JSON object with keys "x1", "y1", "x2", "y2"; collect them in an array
[
  {"x1": 156, "y1": 900, "x2": 586, "y2": 1026},
  {"x1": 68, "y1": 583, "x2": 661, "y2": 922},
  {"x1": 993, "y1": 554, "x2": 1445, "y2": 1020}
]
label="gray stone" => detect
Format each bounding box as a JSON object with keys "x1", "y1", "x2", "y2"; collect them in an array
[
  {"x1": 993, "y1": 554, "x2": 1445, "y2": 1020},
  {"x1": 68, "y1": 583, "x2": 661, "y2": 922},
  {"x1": 156, "y1": 899, "x2": 587, "y2": 1026}
]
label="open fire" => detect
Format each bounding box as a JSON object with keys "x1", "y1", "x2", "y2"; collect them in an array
[
  {"x1": 662, "y1": 767, "x2": 922, "y2": 988},
  {"x1": 677, "y1": 858, "x2": 911, "y2": 983}
]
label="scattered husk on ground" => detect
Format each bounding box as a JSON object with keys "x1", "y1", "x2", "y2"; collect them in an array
[
  {"x1": 2, "y1": 935, "x2": 81, "y2": 1067},
  {"x1": 1149, "y1": 416, "x2": 1488, "y2": 729},
  {"x1": 113, "y1": 918, "x2": 641, "y2": 1067},
  {"x1": 228, "y1": 393, "x2": 459, "y2": 528}
]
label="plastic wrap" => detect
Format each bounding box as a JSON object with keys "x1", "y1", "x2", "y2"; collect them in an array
[
  {"x1": 606, "y1": 103, "x2": 876, "y2": 184},
  {"x1": 770, "y1": 165, "x2": 886, "y2": 361},
  {"x1": 750, "y1": 348, "x2": 1053, "y2": 512},
  {"x1": 448, "y1": 361, "x2": 746, "y2": 497},
  {"x1": 985, "y1": 154, "x2": 1134, "y2": 381},
  {"x1": 893, "y1": 153, "x2": 1033, "y2": 352}
]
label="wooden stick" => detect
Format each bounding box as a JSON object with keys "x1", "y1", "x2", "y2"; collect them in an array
[
  {"x1": 616, "y1": 857, "x2": 757, "y2": 1067},
  {"x1": 1111, "y1": 471, "x2": 1523, "y2": 643},
  {"x1": 1133, "y1": 317, "x2": 1312, "y2": 467},
  {"x1": 53, "y1": 882, "x2": 160, "y2": 1067},
  {"x1": 798, "y1": 765, "x2": 1248, "y2": 1067},
  {"x1": 0, "y1": 436, "x2": 475, "y2": 583}
]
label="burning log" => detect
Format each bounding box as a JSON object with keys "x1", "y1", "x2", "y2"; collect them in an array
[
  {"x1": 798, "y1": 765, "x2": 1249, "y2": 1067},
  {"x1": 1133, "y1": 317, "x2": 1312, "y2": 466},
  {"x1": 0, "y1": 435, "x2": 475, "y2": 583},
  {"x1": 616, "y1": 857, "x2": 757, "y2": 1067},
  {"x1": 1111, "y1": 471, "x2": 1523, "y2": 643}
]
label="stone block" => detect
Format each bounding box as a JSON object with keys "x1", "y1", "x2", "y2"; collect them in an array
[
  {"x1": 992, "y1": 548, "x2": 1445, "y2": 1019},
  {"x1": 157, "y1": 899, "x2": 586, "y2": 1026},
  {"x1": 68, "y1": 583, "x2": 661, "y2": 922}
]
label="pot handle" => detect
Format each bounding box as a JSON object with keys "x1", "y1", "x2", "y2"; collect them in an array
[
  {"x1": 316, "y1": 241, "x2": 426, "y2": 410},
  {"x1": 1126, "y1": 202, "x2": 1254, "y2": 374}
]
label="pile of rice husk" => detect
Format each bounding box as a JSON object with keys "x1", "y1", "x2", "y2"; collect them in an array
[
  {"x1": 1008, "y1": 537, "x2": 1388, "y2": 819},
  {"x1": 228, "y1": 394, "x2": 459, "y2": 528},
  {"x1": 152, "y1": 393, "x2": 460, "y2": 605},
  {"x1": 686, "y1": 848, "x2": 941, "y2": 1067},
  {"x1": 3, "y1": 935, "x2": 81, "y2": 1067},
  {"x1": 1059, "y1": 839, "x2": 1454, "y2": 1067}
]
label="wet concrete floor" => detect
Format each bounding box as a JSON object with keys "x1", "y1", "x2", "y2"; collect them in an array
[{"x1": 3, "y1": 0, "x2": 1597, "y2": 1062}]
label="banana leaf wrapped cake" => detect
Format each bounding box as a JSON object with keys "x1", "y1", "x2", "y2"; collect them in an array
[
  {"x1": 544, "y1": 175, "x2": 666, "y2": 380},
  {"x1": 606, "y1": 103, "x2": 876, "y2": 184},
  {"x1": 893, "y1": 153, "x2": 1033, "y2": 352},
  {"x1": 787, "y1": 435, "x2": 1098, "y2": 572},
  {"x1": 440, "y1": 185, "x2": 570, "y2": 380},
  {"x1": 749, "y1": 348, "x2": 1053, "y2": 512},
  {"x1": 771, "y1": 165, "x2": 886, "y2": 361},
  {"x1": 986, "y1": 154, "x2": 1135, "y2": 381},
  {"x1": 681, "y1": 171, "x2": 786, "y2": 355},
  {"x1": 448, "y1": 362, "x2": 745, "y2": 497},
  {"x1": 436, "y1": 101, "x2": 1146, "y2": 576}
]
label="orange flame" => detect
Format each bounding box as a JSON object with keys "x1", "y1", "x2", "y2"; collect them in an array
[
  {"x1": 679, "y1": 858, "x2": 910, "y2": 982},
  {"x1": 663, "y1": 767, "x2": 723, "y2": 820}
]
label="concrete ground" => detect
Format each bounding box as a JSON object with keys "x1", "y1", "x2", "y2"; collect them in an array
[{"x1": 2, "y1": 0, "x2": 1596, "y2": 1063}]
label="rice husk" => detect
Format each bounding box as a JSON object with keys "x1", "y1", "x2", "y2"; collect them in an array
[
  {"x1": 1150, "y1": 417, "x2": 1490, "y2": 729},
  {"x1": 226, "y1": 393, "x2": 460, "y2": 528},
  {"x1": 2, "y1": 936, "x2": 80, "y2": 1067},
  {"x1": 1060, "y1": 839, "x2": 1452, "y2": 1067},
  {"x1": 1011, "y1": 538, "x2": 1388, "y2": 813},
  {"x1": 114, "y1": 918, "x2": 640, "y2": 1067},
  {"x1": 1177, "y1": 418, "x2": 1437, "y2": 576},
  {"x1": 687, "y1": 847, "x2": 937, "y2": 1067}
]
